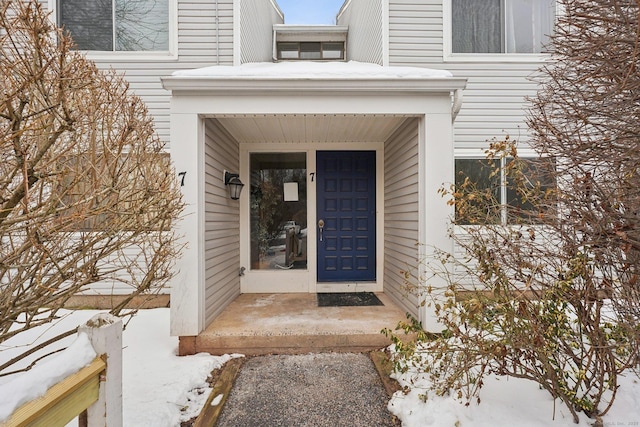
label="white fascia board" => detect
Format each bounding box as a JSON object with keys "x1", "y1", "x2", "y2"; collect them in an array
[{"x1": 161, "y1": 76, "x2": 467, "y2": 95}]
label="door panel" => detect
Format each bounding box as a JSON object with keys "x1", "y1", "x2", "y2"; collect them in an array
[{"x1": 317, "y1": 151, "x2": 376, "y2": 282}]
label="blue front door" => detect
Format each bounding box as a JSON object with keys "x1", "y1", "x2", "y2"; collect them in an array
[{"x1": 316, "y1": 151, "x2": 376, "y2": 282}]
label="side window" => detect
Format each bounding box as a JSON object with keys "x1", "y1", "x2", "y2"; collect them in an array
[
  {"x1": 455, "y1": 157, "x2": 555, "y2": 225},
  {"x1": 451, "y1": 0, "x2": 555, "y2": 54},
  {"x1": 58, "y1": 0, "x2": 169, "y2": 52}
]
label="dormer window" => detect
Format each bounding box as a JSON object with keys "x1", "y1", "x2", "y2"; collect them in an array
[
  {"x1": 277, "y1": 42, "x2": 345, "y2": 60},
  {"x1": 273, "y1": 25, "x2": 348, "y2": 62}
]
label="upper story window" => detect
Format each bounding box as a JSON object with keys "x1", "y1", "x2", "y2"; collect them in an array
[
  {"x1": 58, "y1": 0, "x2": 169, "y2": 52},
  {"x1": 277, "y1": 42, "x2": 345, "y2": 61},
  {"x1": 451, "y1": 0, "x2": 555, "y2": 55}
]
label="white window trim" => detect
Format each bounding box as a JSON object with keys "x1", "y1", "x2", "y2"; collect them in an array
[
  {"x1": 49, "y1": 0, "x2": 178, "y2": 61},
  {"x1": 442, "y1": 0, "x2": 555, "y2": 63}
]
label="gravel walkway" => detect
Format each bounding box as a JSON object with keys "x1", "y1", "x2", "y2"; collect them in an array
[{"x1": 216, "y1": 353, "x2": 397, "y2": 427}]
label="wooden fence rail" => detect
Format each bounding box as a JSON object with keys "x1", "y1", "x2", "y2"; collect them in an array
[{"x1": 1, "y1": 314, "x2": 122, "y2": 427}]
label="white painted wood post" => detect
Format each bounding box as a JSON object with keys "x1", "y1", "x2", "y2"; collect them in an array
[{"x1": 79, "y1": 313, "x2": 123, "y2": 427}]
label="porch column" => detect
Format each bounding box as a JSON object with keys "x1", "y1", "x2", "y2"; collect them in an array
[
  {"x1": 419, "y1": 111, "x2": 455, "y2": 332},
  {"x1": 170, "y1": 112, "x2": 204, "y2": 337}
]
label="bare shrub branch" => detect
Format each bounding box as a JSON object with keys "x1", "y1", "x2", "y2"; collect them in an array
[
  {"x1": 388, "y1": 0, "x2": 640, "y2": 423},
  {"x1": 0, "y1": 0, "x2": 183, "y2": 369}
]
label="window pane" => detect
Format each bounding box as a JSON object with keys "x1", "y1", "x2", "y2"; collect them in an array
[
  {"x1": 59, "y1": 0, "x2": 113, "y2": 51},
  {"x1": 115, "y1": 0, "x2": 169, "y2": 51},
  {"x1": 506, "y1": 157, "x2": 556, "y2": 222},
  {"x1": 452, "y1": 0, "x2": 554, "y2": 54},
  {"x1": 505, "y1": 0, "x2": 555, "y2": 53},
  {"x1": 277, "y1": 42, "x2": 300, "y2": 59},
  {"x1": 322, "y1": 42, "x2": 344, "y2": 59},
  {"x1": 59, "y1": 0, "x2": 168, "y2": 51},
  {"x1": 452, "y1": 0, "x2": 502, "y2": 53},
  {"x1": 250, "y1": 153, "x2": 307, "y2": 271},
  {"x1": 299, "y1": 42, "x2": 321, "y2": 59},
  {"x1": 455, "y1": 159, "x2": 501, "y2": 224}
]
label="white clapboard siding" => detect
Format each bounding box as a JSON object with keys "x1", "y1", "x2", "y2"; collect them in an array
[
  {"x1": 387, "y1": 0, "x2": 543, "y2": 150},
  {"x1": 203, "y1": 119, "x2": 241, "y2": 326},
  {"x1": 18, "y1": 233, "x2": 166, "y2": 296},
  {"x1": 336, "y1": 0, "x2": 384, "y2": 64},
  {"x1": 74, "y1": 0, "x2": 235, "y2": 148},
  {"x1": 384, "y1": 118, "x2": 421, "y2": 318},
  {"x1": 239, "y1": 0, "x2": 284, "y2": 63}
]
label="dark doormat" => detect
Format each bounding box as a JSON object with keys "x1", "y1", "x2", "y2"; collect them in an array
[{"x1": 317, "y1": 292, "x2": 384, "y2": 307}]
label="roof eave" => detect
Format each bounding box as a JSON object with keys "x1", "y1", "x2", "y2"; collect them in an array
[{"x1": 160, "y1": 76, "x2": 468, "y2": 95}]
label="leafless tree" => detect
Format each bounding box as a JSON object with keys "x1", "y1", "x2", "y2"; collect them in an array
[
  {"x1": 529, "y1": 0, "x2": 640, "y2": 346},
  {"x1": 388, "y1": 0, "x2": 640, "y2": 423},
  {"x1": 0, "y1": 0, "x2": 183, "y2": 367}
]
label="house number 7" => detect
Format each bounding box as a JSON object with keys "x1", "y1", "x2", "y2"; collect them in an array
[{"x1": 178, "y1": 171, "x2": 187, "y2": 186}]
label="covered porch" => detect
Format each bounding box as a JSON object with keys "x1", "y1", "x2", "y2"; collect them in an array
[{"x1": 161, "y1": 62, "x2": 466, "y2": 355}]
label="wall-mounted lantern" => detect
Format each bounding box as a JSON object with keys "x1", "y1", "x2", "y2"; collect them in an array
[{"x1": 223, "y1": 170, "x2": 244, "y2": 200}]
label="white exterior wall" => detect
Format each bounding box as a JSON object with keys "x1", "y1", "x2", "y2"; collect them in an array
[
  {"x1": 336, "y1": 0, "x2": 385, "y2": 64},
  {"x1": 47, "y1": 0, "x2": 235, "y2": 297},
  {"x1": 382, "y1": 0, "x2": 546, "y2": 299},
  {"x1": 43, "y1": 0, "x2": 279, "y2": 296},
  {"x1": 68, "y1": 0, "x2": 237, "y2": 147},
  {"x1": 237, "y1": 0, "x2": 283, "y2": 64},
  {"x1": 48, "y1": 0, "x2": 281, "y2": 147},
  {"x1": 384, "y1": 118, "x2": 421, "y2": 317},
  {"x1": 203, "y1": 119, "x2": 241, "y2": 326},
  {"x1": 387, "y1": 0, "x2": 542, "y2": 149}
]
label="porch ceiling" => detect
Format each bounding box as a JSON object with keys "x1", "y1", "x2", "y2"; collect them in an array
[{"x1": 214, "y1": 114, "x2": 410, "y2": 144}]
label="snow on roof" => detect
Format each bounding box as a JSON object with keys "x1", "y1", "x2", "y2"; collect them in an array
[{"x1": 172, "y1": 61, "x2": 453, "y2": 79}]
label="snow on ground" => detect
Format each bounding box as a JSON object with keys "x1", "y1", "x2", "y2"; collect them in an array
[
  {"x1": 388, "y1": 353, "x2": 640, "y2": 427},
  {"x1": 1, "y1": 308, "x2": 639, "y2": 426},
  {"x1": 0, "y1": 309, "x2": 238, "y2": 426}
]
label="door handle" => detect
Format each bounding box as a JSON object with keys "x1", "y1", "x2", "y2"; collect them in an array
[{"x1": 318, "y1": 219, "x2": 325, "y2": 242}]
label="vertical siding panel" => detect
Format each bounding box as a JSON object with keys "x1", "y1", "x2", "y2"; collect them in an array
[
  {"x1": 203, "y1": 119, "x2": 241, "y2": 325},
  {"x1": 384, "y1": 118, "x2": 420, "y2": 317},
  {"x1": 239, "y1": 0, "x2": 283, "y2": 63},
  {"x1": 337, "y1": 0, "x2": 384, "y2": 64}
]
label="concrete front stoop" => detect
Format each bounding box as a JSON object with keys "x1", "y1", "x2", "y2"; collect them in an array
[{"x1": 179, "y1": 293, "x2": 412, "y2": 356}]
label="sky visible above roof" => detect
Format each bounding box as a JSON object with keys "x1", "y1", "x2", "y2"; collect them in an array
[{"x1": 275, "y1": 0, "x2": 346, "y2": 24}]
